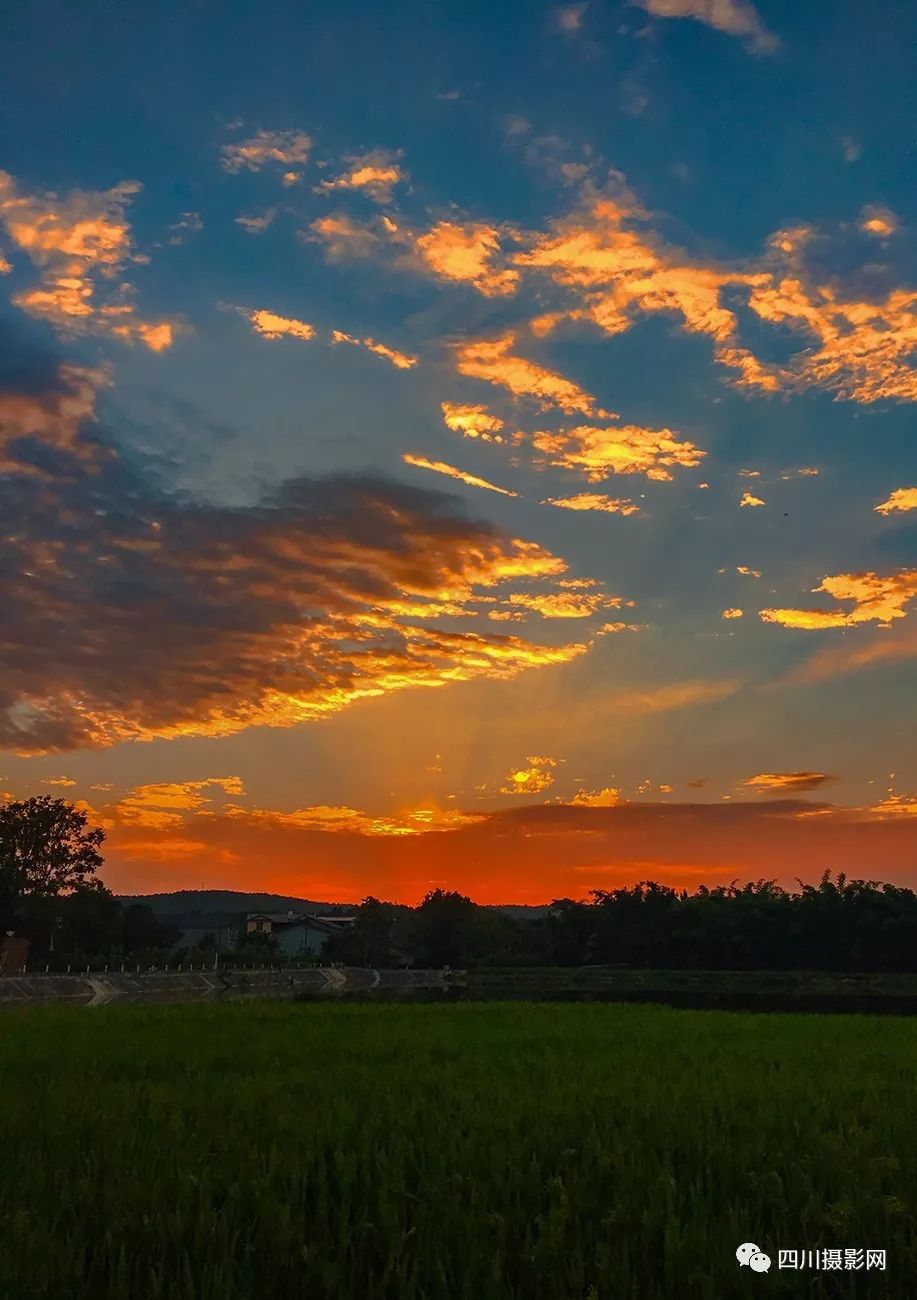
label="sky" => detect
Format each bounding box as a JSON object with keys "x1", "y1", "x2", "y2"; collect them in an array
[{"x1": 1, "y1": 0, "x2": 915, "y2": 904}]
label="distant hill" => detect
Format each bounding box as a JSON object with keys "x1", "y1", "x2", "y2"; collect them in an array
[
  {"x1": 118, "y1": 889, "x2": 549, "y2": 921},
  {"x1": 117, "y1": 890, "x2": 342, "y2": 920}
]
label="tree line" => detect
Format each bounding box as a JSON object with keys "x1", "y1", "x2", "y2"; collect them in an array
[
  {"x1": 4, "y1": 796, "x2": 917, "y2": 972},
  {"x1": 323, "y1": 877, "x2": 917, "y2": 972}
]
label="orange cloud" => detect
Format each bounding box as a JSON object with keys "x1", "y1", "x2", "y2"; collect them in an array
[
  {"x1": 0, "y1": 362, "x2": 102, "y2": 471},
  {"x1": 454, "y1": 332, "x2": 608, "y2": 415},
  {"x1": 634, "y1": 0, "x2": 779, "y2": 53},
  {"x1": 114, "y1": 778, "x2": 245, "y2": 829},
  {"x1": 500, "y1": 755, "x2": 558, "y2": 795},
  {"x1": 414, "y1": 221, "x2": 519, "y2": 296},
  {"x1": 0, "y1": 171, "x2": 173, "y2": 348},
  {"x1": 441, "y1": 402, "x2": 505, "y2": 443},
  {"x1": 221, "y1": 129, "x2": 311, "y2": 174},
  {"x1": 876, "y1": 487, "x2": 917, "y2": 515},
  {"x1": 740, "y1": 491, "x2": 765, "y2": 507},
  {"x1": 4, "y1": 440, "x2": 610, "y2": 751},
  {"x1": 736, "y1": 566, "x2": 762, "y2": 577},
  {"x1": 530, "y1": 423, "x2": 704, "y2": 482},
  {"x1": 231, "y1": 803, "x2": 485, "y2": 837},
  {"x1": 308, "y1": 212, "x2": 382, "y2": 260},
  {"x1": 502, "y1": 590, "x2": 628, "y2": 619},
  {"x1": 402, "y1": 454, "x2": 518, "y2": 497},
  {"x1": 516, "y1": 181, "x2": 917, "y2": 405},
  {"x1": 249, "y1": 309, "x2": 315, "y2": 341},
  {"x1": 330, "y1": 330, "x2": 416, "y2": 369},
  {"x1": 859, "y1": 206, "x2": 898, "y2": 237},
  {"x1": 570, "y1": 786, "x2": 621, "y2": 806},
  {"x1": 722, "y1": 608, "x2": 744, "y2": 619},
  {"x1": 740, "y1": 772, "x2": 835, "y2": 793},
  {"x1": 318, "y1": 151, "x2": 404, "y2": 203},
  {"x1": 542, "y1": 493, "x2": 640, "y2": 515},
  {"x1": 761, "y1": 570, "x2": 917, "y2": 630}
]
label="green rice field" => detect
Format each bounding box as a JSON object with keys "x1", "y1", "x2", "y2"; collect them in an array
[{"x1": 1, "y1": 1000, "x2": 915, "y2": 1298}]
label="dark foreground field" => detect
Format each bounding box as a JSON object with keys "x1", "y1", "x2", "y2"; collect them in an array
[{"x1": 1, "y1": 1002, "x2": 916, "y2": 1299}]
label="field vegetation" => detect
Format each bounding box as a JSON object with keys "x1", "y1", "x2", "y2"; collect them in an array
[{"x1": 1, "y1": 1000, "x2": 916, "y2": 1298}]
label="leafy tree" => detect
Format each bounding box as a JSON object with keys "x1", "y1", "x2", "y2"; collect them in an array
[
  {"x1": 0, "y1": 797, "x2": 105, "y2": 901},
  {"x1": 120, "y1": 903, "x2": 181, "y2": 954}
]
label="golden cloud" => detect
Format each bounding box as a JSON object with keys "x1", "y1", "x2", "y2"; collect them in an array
[
  {"x1": 530, "y1": 422, "x2": 704, "y2": 482},
  {"x1": 402, "y1": 454, "x2": 518, "y2": 497},
  {"x1": 331, "y1": 329, "x2": 416, "y2": 369},
  {"x1": 859, "y1": 206, "x2": 898, "y2": 237},
  {"x1": 318, "y1": 151, "x2": 404, "y2": 203},
  {"x1": 454, "y1": 331, "x2": 608, "y2": 415},
  {"x1": 414, "y1": 221, "x2": 519, "y2": 296},
  {"x1": 228, "y1": 803, "x2": 485, "y2": 837},
  {"x1": 722, "y1": 608, "x2": 744, "y2": 619},
  {"x1": 514, "y1": 183, "x2": 917, "y2": 405},
  {"x1": 876, "y1": 487, "x2": 917, "y2": 515},
  {"x1": 570, "y1": 786, "x2": 621, "y2": 806},
  {"x1": 542, "y1": 492, "x2": 640, "y2": 515},
  {"x1": 3, "y1": 410, "x2": 609, "y2": 750},
  {"x1": 740, "y1": 491, "x2": 765, "y2": 507},
  {"x1": 740, "y1": 772, "x2": 835, "y2": 793},
  {"x1": 500, "y1": 755, "x2": 558, "y2": 795},
  {"x1": 0, "y1": 171, "x2": 173, "y2": 349},
  {"x1": 441, "y1": 402, "x2": 505, "y2": 443},
  {"x1": 221, "y1": 129, "x2": 311, "y2": 174},
  {"x1": 249, "y1": 309, "x2": 315, "y2": 341},
  {"x1": 761, "y1": 570, "x2": 917, "y2": 630}
]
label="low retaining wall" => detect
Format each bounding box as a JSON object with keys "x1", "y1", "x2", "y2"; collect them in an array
[{"x1": 0, "y1": 967, "x2": 448, "y2": 1006}]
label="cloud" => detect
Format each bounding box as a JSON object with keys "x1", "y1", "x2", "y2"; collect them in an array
[
  {"x1": 551, "y1": 3, "x2": 588, "y2": 33},
  {"x1": 500, "y1": 755, "x2": 558, "y2": 795},
  {"x1": 542, "y1": 493, "x2": 640, "y2": 515},
  {"x1": 761, "y1": 570, "x2": 917, "y2": 630},
  {"x1": 516, "y1": 181, "x2": 917, "y2": 405},
  {"x1": 330, "y1": 330, "x2": 417, "y2": 369},
  {"x1": 722, "y1": 608, "x2": 743, "y2": 619},
  {"x1": 114, "y1": 778, "x2": 245, "y2": 829},
  {"x1": 860, "y1": 206, "x2": 898, "y2": 237},
  {"x1": 784, "y1": 623, "x2": 917, "y2": 685},
  {"x1": 235, "y1": 209, "x2": 276, "y2": 234},
  {"x1": 876, "y1": 487, "x2": 917, "y2": 516},
  {"x1": 634, "y1": 0, "x2": 779, "y2": 54},
  {"x1": 167, "y1": 211, "x2": 203, "y2": 245},
  {"x1": 441, "y1": 402, "x2": 505, "y2": 443},
  {"x1": 779, "y1": 467, "x2": 819, "y2": 480},
  {"x1": 0, "y1": 359, "x2": 103, "y2": 473},
  {"x1": 0, "y1": 170, "x2": 173, "y2": 349},
  {"x1": 1, "y1": 378, "x2": 608, "y2": 751},
  {"x1": 307, "y1": 212, "x2": 382, "y2": 260},
  {"x1": 318, "y1": 151, "x2": 404, "y2": 203},
  {"x1": 570, "y1": 785, "x2": 621, "y2": 806},
  {"x1": 740, "y1": 491, "x2": 765, "y2": 507},
  {"x1": 736, "y1": 566, "x2": 761, "y2": 577},
  {"x1": 249, "y1": 309, "x2": 315, "y2": 341},
  {"x1": 42, "y1": 776, "x2": 76, "y2": 787},
  {"x1": 530, "y1": 422, "x2": 704, "y2": 482},
  {"x1": 227, "y1": 803, "x2": 485, "y2": 836},
  {"x1": 740, "y1": 772, "x2": 835, "y2": 793},
  {"x1": 402, "y1": 454, "x2": 518, "y2": 497},
  {"x1": 220, "y1": 129, "x2": 311, "y2": 174},
  {"x1": 414, "y1": 222, "x2": 519, "y2": 296},
  {"x1": 453, "y1": 331, "x2": 607, "y2": 415}
]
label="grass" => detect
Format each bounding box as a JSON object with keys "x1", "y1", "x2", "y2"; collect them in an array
[{"x1": 1, "y1": 1000, "x2": 916, "y2": 1298}]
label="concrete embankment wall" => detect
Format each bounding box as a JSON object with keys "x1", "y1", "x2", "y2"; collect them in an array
[{"x1": 0, "y1": 967, "x2": 447, "y2": 1005}]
